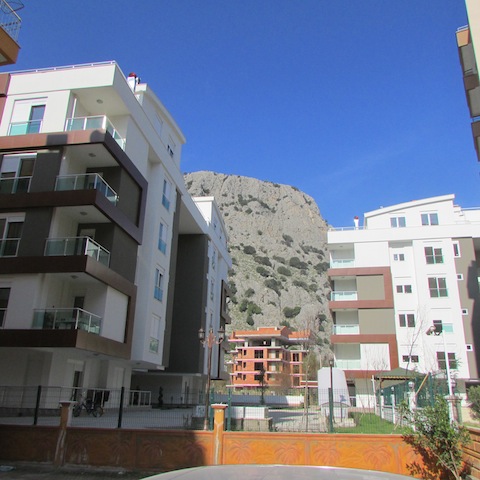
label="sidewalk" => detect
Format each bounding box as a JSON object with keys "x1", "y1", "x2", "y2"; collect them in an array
[{"x1": 0, "y1": 463, "x2": 158, "y2": 479}]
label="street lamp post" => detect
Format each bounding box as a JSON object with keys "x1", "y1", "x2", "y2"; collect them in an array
[
  {"x1": 198, "y1": 326, "x2": 225, "y2": 430},
  {"x1": 426, "y1": 324, "x2": 455, "y2": 422}
]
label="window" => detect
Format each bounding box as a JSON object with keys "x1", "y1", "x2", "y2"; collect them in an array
[
  {"x1": 210, "y1": 279, "x2": 215, "y2": 301},
  {"x1": 292, "y1": 353, "x2": 300, "y2": 362},
  {"x1": 428, "y1": 277, "x2": 448, "y2": 297},
  {"x1": 158, "y1": 222, "x2": 167, "y2": 254},
  {"x1": 167, "y1": 136, "x2": 176, "y2": 158},
  {"x1": 162, "y1": 179, "x2": 171, "y2": 211},
  {"x1": 390, "y1": 216, "x2": 406, "y2": 228},
  {"x1": 424, "y1": 246, "x2": 443, "y2": 264},
  {"x1": 0, "y1": 153, "x2": 36, "y2": 194},
  {"x1": 211, "y1": 249, "x2": 216, "y2": 271},
  {"x1": 9, "y1": 100, "x2": 46, "y2": 135},
  {"x1": 399, "y1": 313, "x2": 415, "y2": 328},
  {"x1": 393, "y1": 253, "x2": 405, "y2": 262},
  {"x1": 254, "y1": 350, "x2": 264, "y2": 359},
  {"x1": 437, "y1": 351, "x2": 457, "y2": 370},
  {"x1": 457, "y1": 274, "x2": 464, "y2": 281},
  {"x1": 0, "y1": 217, "x2": 23, "y2": 257},
  {"x1": 467, "y1": 344, "x2": 473, "y2": 352},
  {"x1": 462, "y1": 308, "x2": 469, "y2": 315},
  {"x1": 0, "y1": 287, "x2": 10, "y2": 327},
  {"x1": 396, "y1": 284, "x2": 412, "y2": 294},
  {"x1": 453, "y1": 242, "x2": 461, "y2": 258},
  {"x1": 154, "y1": 268, "x2": 164, "y2": 302},
  {"x1": 150, "y1": 315, "x2": 161, "y2": 353},
  {"x1": 421, "y1": 213, "x2": 439, "y2": 226},
  {"x1": 402, "y1": 355, "x2": 419, "y2": 363}
]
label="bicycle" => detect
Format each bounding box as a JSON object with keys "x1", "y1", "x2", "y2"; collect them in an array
[{"x1": 72, "y1": 396, "x2": 104, "y2": 417}]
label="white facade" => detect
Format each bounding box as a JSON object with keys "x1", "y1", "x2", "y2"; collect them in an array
[
  {"x1": 329, "y1": 194, "x2": 480, "y2": 388},
  {"x1": 0, "y1": 62, "x2": 231, "y2": 402}
]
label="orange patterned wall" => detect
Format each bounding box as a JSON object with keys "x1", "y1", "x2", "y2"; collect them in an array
[
  {"x1": 0, "y1": 425, "x2": 422, "y2": 476},
  {"x1": 222, "y1": 432, "x2": 418, "y2": 475}
]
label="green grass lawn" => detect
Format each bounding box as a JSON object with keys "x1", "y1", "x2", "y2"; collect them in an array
[{"x1": 334, "y1": 412, "x2": 407, "y2": 434}]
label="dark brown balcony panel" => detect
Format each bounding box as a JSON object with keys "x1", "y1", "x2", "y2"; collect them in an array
[
  {"x1": 0, "y1": 129, "x2": 147, "y2": 236},
  {"x1": 0, "y1": 28, "x2": 19, "y2": 66},
  {"x1": 464, "y1": 73, "x2": 480, "y2": 92},
  {"x1": 0, "y1": 188, "x2": 142, "y2": 243},
  {"x1": 0, "y1": 329, "x2": 130, "y2": 359},
  {"x1": 0, "y1": 255, "x2": 135, "y2": 295},
  {"x1": 0, "y1": 73, "x2": 10, "y2": 121},
  {"x1": 472, "y1": 121, "x2": 480, "y2": 162}
]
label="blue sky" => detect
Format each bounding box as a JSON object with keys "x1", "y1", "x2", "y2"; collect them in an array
[{"x1": 7, "y1": 1, "x2": 477, "y2": 226}]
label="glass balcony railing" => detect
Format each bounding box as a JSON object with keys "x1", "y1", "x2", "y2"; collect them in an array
[
  {"x1": 0, "y1": 238, "x2": 20, "y2": 257},
  {"x1": 32, "y1": 308, "x2": 101, "y2": 334},
  {"x1": 331, "y1": 291, "x2": 358, "y2": 301},
  {"x1": 333, "y1": 324, "x2": 360, "y2": 335},
  {"x1": 44, "y1": 236, "x2": 110, "y2": 267},
  {"x1": 334, "y1": 359, "x2": 361, "y2": 370},
  {"x1": 330, "y1": 259, "x2": 355, "y2": 268},
  {"x1": 65, "y1": 115, "x2": 125, "y2": 150},
  {"x1": 0, "y1": 176, "x2": 31, "y2": 194},
  {"x1": 8, "y1": 120, "x2": 42, "y2": 136},
  {"x1": 55, "y1": 173, "x2": 118, "y2": 205}
]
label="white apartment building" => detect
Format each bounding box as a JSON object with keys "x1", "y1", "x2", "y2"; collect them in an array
[
  {"x1": 328, "y1": 194, "x2": 480, "y2": 405},
  {"x1": 0, "y1": 62, "x2": 231, "y2": 403}
]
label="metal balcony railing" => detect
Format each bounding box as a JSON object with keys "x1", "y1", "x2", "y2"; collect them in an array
[
  {"x1": 44, "y1": 236, "x2": 110, "y2": 267},
  {"x1": 65, "y1": 115, "x2": 125, "y2": 150},
  {"x1": 0, "y1": 237, "x2": 20, "y2": 257},
  {"x1": 55, "y1": 173, "x2": 118, "y2": 205},
  {"x1": 0, "y1": 0, "x2": 22, "y2": 41},
  {"x1": 32, "y1": 308, "x2": 101, "y2": 334},
  {"x1": 0, "y1": 175, "x2": 31, "y2": 194}
]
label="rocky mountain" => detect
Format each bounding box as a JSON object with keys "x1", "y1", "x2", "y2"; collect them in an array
[{"x1": 185, "y1": 171, "x2": 332, "y2": 353}]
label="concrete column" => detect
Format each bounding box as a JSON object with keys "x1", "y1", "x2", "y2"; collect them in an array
[{"x1": 212, "y1": 404, "x2": 227, "y2": 465}]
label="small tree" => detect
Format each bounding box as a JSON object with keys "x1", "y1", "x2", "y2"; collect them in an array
[
  {"x1": 403, "y1": 395, "x2": 470, "y2": 480},
  {"x1": 467, "y1": 385, "x2": 480, "y2": 420}
]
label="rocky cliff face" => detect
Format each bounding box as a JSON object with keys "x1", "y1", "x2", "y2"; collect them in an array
[{"x1": 185, "y1": 171, "x2": 332, "y2": 351}]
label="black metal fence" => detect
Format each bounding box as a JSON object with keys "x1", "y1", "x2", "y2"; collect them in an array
[{"x1": 0, "y1": 383, "x2": 465, "y2": 433}]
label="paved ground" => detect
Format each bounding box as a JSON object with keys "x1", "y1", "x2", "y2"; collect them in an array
[{"x1": 0, "y1": 463, "x2": 159, "y2": 479}]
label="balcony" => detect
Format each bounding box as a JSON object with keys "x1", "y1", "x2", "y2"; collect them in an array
[
  {"x1": 331, "y1": 291, "x2": 358, "y2": 301},
  {"x1": 32, "y1": 308, "x2": 101, "y2": 334},
  {"x1": 0, "y1": 175, "x2": 31, "y2": 194},
  {"x1": 333, "y1": 324, "x2": 360, "y2": 335},
  {"x1": 65, "y1": 116, "x2": 125, "y2": 150},
  {"x1": 55, "y1": 173, "x2": 118, "y2": 205},
  {"x1": 330, "y1": 259, "x2": 355, "y2": 268},
  {"x1": 8, "y1": 120, "x2": 42, "y2": 136},
  {"x1": 0, "y1": 237, "x2": 19, "y2": 257},
  {"x1": 44, "y1": 236, "x2": 110, "y2": 267}
]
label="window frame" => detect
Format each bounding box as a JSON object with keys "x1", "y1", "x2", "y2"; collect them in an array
[
  {"x1": 154, "y1": 268, "x2": 164, "y2": 302},
  {"x1": 424, "y1": 246, "x2": 443, "y2": 265},
  {"x1": 421, "y1": 212, "x2": 439, "y2": 226},
  {"x1": 390, "y1": 216, "x2": 406, "y2": 228},
  {"x1": 428, "y1": 277, "x2": 448, "y2": 298}
]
